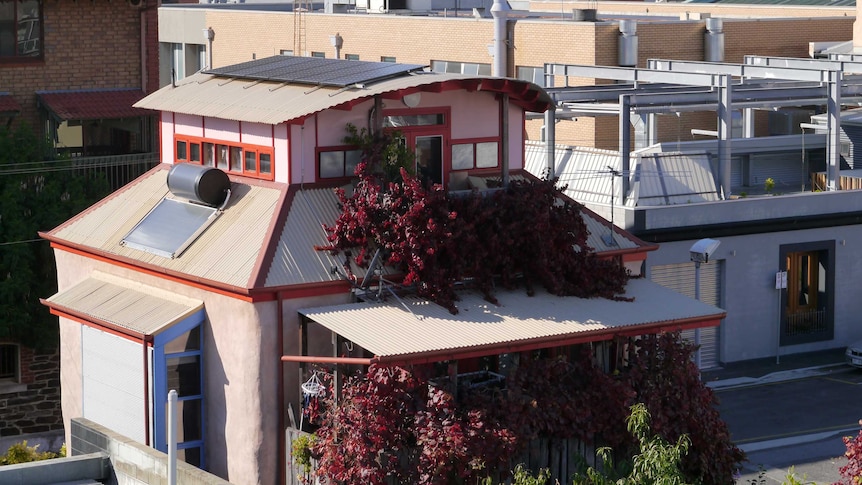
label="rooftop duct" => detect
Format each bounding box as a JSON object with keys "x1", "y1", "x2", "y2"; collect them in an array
[
  {"x1": 705, "y1": 18, "x2": 724, "y2": 63},
  {"x1": 619, "y1": 20, "x2": 638, "y2": 68}
]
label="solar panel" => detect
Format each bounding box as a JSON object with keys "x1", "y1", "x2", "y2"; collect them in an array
[
  {"x1": 121, "y1": 198, "x2": 220, "y2": 259},
  {"x1": 206, "y1": 56, "x2": 427, "y2": 88}
]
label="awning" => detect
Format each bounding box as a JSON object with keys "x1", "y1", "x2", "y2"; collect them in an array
[
  {"x1": 289, "y1": 278, "x2": 726, "y2": 366},
  {"x1": 0, "y1": 93, "x2": 21, "y2": 115},
  {"x1": 42, "y1": 272, "x2": 203, "y2": 339},
  {"x1": 37, "y1": 89, "x2": 154, "y2": 122}
]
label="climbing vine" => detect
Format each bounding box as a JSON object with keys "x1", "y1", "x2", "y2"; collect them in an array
[{"x1": 317, "y1": 126, "x2": 630, "y2": 312}]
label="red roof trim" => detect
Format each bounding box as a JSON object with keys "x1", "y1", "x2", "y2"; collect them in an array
[{"x1": 0, "y1": 94, "x2": 22, "y2": 114}]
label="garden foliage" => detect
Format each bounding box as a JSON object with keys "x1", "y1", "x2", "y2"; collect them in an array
[
  {"x1": 317, "y1": 125, "x2": 630, "y2": 313},
  {"x1": 310, "y1": 334, "x2": 744, "y2": 485}
]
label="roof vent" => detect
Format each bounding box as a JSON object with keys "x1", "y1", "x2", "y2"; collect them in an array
[{"x1": 167, "y1": 164, "x2": 230, "y2": 207}]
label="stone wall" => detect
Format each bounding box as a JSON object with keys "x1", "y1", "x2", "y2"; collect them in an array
[{"x1": 0, "y1": 346, "x2": 63, "y2": 443}]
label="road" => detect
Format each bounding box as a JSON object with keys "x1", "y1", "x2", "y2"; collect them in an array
[{"x1": 714, "y1": 367, "x2": 862, "y2": 484}]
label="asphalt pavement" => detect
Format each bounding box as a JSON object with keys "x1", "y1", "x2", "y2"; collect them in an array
[{"x1": 703, "y1": 347, "x2": 861, "y2": 484}]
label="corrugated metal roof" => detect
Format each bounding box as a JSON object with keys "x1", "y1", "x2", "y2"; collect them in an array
[
  {"x1": 630, "y1": 152, "x2": 719, "y2": 206},
  {"x1": 37, "y1": 89, "x2": 154, "y2": 121},
  {"x1": 299, "y1": 278, "x2": 724, "y2": 362},
  {"x1": 265, "y1": 187, "x2": 357, "y2": 287},
  {"x1": 45, "y1": 272, "x2": 203, "y2": 336},
  {"x1": 134, "y1": 69, "x2": 551, "y2": 125},
  {"x1": 48, "y1": 167, "x2": 282, "y2": 289},
  {"x1": 0, "y1": 93, "x2": 21, "y2": 114},
  {"x1": 525, "y1": 141, "x2": 720, "y2": 208}
]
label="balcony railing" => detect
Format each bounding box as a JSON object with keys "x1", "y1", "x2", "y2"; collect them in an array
[
  {"x1": 785, "y1": 308, "x2": 828, "y2": 337},
  {"x1": 69, "y1": 152, "x2": 159, "y2": 191}
]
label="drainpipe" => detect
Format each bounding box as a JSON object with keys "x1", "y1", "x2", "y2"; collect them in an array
[
  {"x1": 277, "y1": 294, "x2": 285, "y2": 485},
  {"x1": 203, "y1": 27, "x2": 215, "y2": 70},
  {"x1": 490, "y1": 0, "x2": 510, "y2": 77}
]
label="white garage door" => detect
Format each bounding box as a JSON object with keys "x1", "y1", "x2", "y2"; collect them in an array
[
  {"x1": 650, "y1": 261, "x2": 723, "y2": 369},
  {"x1": 82, "y1": 326, "x2": 147, "y2": 443}
]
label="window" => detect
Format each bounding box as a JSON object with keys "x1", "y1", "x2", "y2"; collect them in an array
[
  {"x1": 319, "y1": 148, "x2": 362, "y2": 179},
  {"x1": 175, "y1": 136, "x2": 274, "y2": 181},
  {"x1": 345, "y1": 53, "x2": 360, "y2": 61},
  {"x1": 383, "y1": 113, "x2": 444, "y2": 128},
  {"x1": 452, "y1": 141, "x2": 498, "y2": 170},
  {"x1": 311, "y1": 51, "x2": 325, "y2": 58},
  {"x1": 430, "y1": 60, "x2": 491, "y2": 76},
  {"x1": 780, "y1": 241, "x2": 835, "y2": 346},
  {"x1": 0, "y1": 0, "x2": 41, "y2": 60},
  {"x1": 280, "y1": 49, "x2": 294, "y2": 56},
  {"x1": 0, "y1": 344, "x2": 18, "y2": 381},
  {"x1": 516, "y1": 66, "x2": 546, "y2": 87},
  {"x1": 381, "y1": 56, "x2": 396, "y2": 63}
]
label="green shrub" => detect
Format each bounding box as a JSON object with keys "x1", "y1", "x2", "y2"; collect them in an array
[{"x1": 0, "y1": 440, "x2": 61, "y2": 465}]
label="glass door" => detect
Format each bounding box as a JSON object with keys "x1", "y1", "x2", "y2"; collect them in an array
[{"x1": 414, "y1": 135, "x2": 443, "y2": 187}]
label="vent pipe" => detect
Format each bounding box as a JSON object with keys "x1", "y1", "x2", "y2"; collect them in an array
[
  {"x1": 490, "y1": 0, "x2": 510, "y2": 77},
  {"x1": 704, "y1": 18, "x2": 724, "y2": 63},
  {"x1": 618, "y1": 20, "x2": 638, "y2": 67}
]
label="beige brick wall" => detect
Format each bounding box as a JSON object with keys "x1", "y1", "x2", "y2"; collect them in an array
[{"x1": 197, "y1": 9, "x2": 853, "y2": 149}]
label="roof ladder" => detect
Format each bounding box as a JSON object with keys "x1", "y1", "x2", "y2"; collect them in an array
[{"x1": 293, "y1": 0, "x2": 310, "y2": 56}]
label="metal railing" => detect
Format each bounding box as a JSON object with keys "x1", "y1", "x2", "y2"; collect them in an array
[
  {"x1": 785, "y1": 308, "x2": 828, "y2": 336},
  {"x1": 69, "y1": 152, "x2": 159, "y2": 191}
]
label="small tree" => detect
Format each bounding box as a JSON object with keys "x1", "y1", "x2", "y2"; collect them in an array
[
  {"x1": 835, "y1": 421, "x2": 862, "y2": 485},
  {"x1": 573, "y1": 403, "x2": 691, "y2": 485}
]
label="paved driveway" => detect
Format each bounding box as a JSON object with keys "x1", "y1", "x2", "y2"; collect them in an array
[{"x1": 714, "y1": 367, "x2": 862, "y2": 484}]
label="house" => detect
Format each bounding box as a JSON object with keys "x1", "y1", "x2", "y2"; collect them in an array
[
  {"x1": 0, "y1": 0, "x2": 164, "y2": 454},
  {"x1": 40, "y1": 55, "x2": 726, "y2": 484}
]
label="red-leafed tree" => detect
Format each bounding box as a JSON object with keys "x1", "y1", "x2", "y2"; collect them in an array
[
  {"x1": 835, "y1": 423, "x2": 862, "y2": 485},
  {"x1": 316, "y1": 125, "x2": 630, "y2": 313}
]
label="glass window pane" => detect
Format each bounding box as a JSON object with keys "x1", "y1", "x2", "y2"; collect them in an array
[
  {"x1": 319, "y1": 151, "x2": 344, "y2": 178},
  {"x1": 477, "y1": 63, "x2": 492, "y2": 76},
  {"x1": 430, "y1": 60, "x2": 445, "y2": 73},
  {"x1": 216, "y1": 144, "x2": 228, "y2": 170},
  {"x1": 451, "y1": 144, "x2": 473, "y2": 170},
  {"x1": 166, "y1": 355, "x2": 201, "y2": 397},
  {"x1": 345, "y1": 150, "x2": 362, "y2": 176},
  {"x1": 476, "y1": 142, "x2": 498, "y2": 168},
  {"x1": 202, "y1": 143, "x2": 214, "y2": 167},
  {"x1": 244, "y1": 150, "x2": 257, "y2": 172},
  {"x1": 259, "y1": 153, "x2": 272, "y2": 174},
  {"x1": 0, "y1": 3, "x2": 15, "y2": 57},
  {"x1": 164, "y1": 326, "x2": 201, "y2": 354},
  {"x1": 230, "y1": 146, "x2": 242, "y2": 171},
  {"x1": 17, "y1": 0, "x2": 40, "y2": 57},
  {"x1": 190, "y1": 143, "x2": 201, "y2": 163},
  {"x1": 175, "y1": 399, "x2": 202, "y2": 442},
  {"x1": 176, "y1": 141, "x2": 187, "y2": 161},
  {"x1": 178, "y1": 446, "x2": 201, "y2": 467}
]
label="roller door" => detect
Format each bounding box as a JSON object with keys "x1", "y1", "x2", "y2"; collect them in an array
[
  {"x1": 82, "y1": 326, "x2": 147, "y2": 443},
  {"x1": 650, "y1": 262, "x2": 722, "y2": 369}
]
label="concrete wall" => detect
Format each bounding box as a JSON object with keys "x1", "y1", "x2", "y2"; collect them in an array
[
  {"x1": 644, "y1": 225, "x2": 862, "y2": 363},
  {"x1": 70, "y1": 417, "x2": 233, "y2": 485}
]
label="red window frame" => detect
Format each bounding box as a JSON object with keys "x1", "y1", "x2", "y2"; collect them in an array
[{"x1": 175, "y1": 136, "x2": 274, "y2": 181}]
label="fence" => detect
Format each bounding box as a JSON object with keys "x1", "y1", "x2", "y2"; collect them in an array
[
  {"x1": 786, "y1": 308, "x2": 828, "y2": 336},
  {"x1": 70, "y1": 152, "x2": 159, "y2": 191}
]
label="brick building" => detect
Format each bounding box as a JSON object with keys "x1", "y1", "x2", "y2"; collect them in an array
[
  {"x1": 158, "y1": 1, "x2": 853, "y2": 150},
  {"x1": 0, "y1": 0, "x2": 162, "y2": 452}
]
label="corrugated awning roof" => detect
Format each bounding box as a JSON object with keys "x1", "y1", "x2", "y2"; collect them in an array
[
  {"x1": 37, "y1": 89, "x2": 155, "y2": 121},
  {"x1": 0, "y1": 93, "x2": 21, "y2": 114},
  {"x1": 295, "y1": 278, "x2": 725, "y2": 365},
  {"x1": 43, "y1": 272, "x2": 203, "y2": 338},
  {"x1": 134, "y1": 68, "x2": 552, "y2": 125}
]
